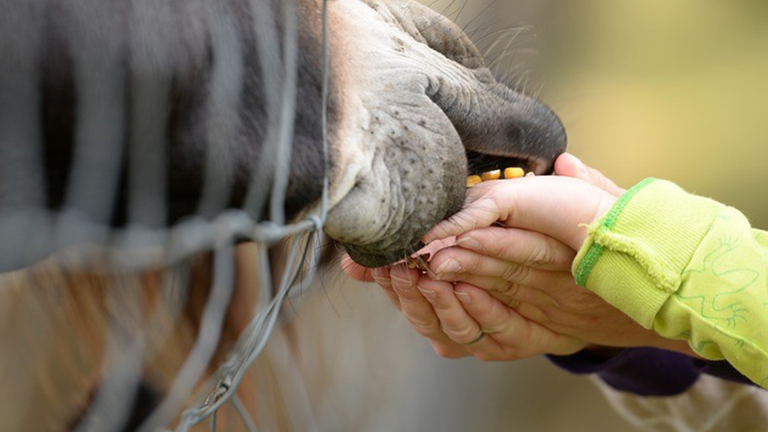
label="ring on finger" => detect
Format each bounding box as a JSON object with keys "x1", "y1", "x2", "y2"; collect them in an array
[{"x1": 461, "y1": 331, "x2": 485, "y2": 346}]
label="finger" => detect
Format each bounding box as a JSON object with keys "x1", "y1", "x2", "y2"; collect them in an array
[
  {"x1": 416, "y1": 277, "x2": 485, "y2": 346},
  {"x1": 389, "y1": 265, "x2": 447, "y2": 339},
  {"x1": 451, "y1": 283, "x2": 524, "y2": 360},
  {"x1": 453, "y1": 227, "x2": 574, "y2": 271},
  {"x1": 445, "y1": 274, "x2": 558, "y2": 309},
  {"x1": 381, "y1": 289, "x2": 402, "y2": 310},
  {"x1": 452, "y1": 284, "x2": 515, "y2": 335},
  {"x1": 554, "y1": 153, "x2": 625, "y2": 197},
  {"x1": 367, "y1": 267, "x2": 401, "y2": 309},
  {"x1": 455, "y1": 284, "x2": 586, "y2": 357},
  {"x1": 428, "y1": 340, "x2": 470, "y2": 359},
  {"x1": 424, "y1": 177, "x2": 616, "y2": 250},
  {"x1": 448, "y1": 275, "x2": 573, "y2": 328},
  {"x1": 443, "y1": 272, "x2": 582, "y2": 328},
  {"x1": 341, "y1": 254, "x2": 377, "y2": 282},
  {"x1": 429, "y1": 247, "x2": 563, "y2": 289},
  {"x1": 378, "y1": 267, "x2": 466, "y2": 356}
]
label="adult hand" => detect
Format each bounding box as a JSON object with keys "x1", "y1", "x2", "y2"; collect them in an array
[
  {"x1": 341, "y1": 258, "x2": 587, "y2": 359},
  {"x1": 344, "y1": 154, "x2": 696, "y2": 359}
]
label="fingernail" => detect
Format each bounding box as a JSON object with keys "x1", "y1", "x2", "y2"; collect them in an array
[
  {"x1": 456, "y1": 236, "x2": 481, "y2": 250},
  {"x1": 418, "y1": 285, "x2": 437, "y2": 301},
  {"x1": 435, "y1": 259, "x2": 461, "y2": 276},
  {"x1": 371, "y1": 268, "x2": 389, "y2": 283},
  {"x1": 455, "y1": 292, "x2": 471, "y2": 305}
]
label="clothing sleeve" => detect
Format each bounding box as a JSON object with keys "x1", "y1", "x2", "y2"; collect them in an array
[
  {"x1": 547, "y1": 348, "x2": 755, "y2": 397},
  {"x1": 572, "y1": 178, "x2": 768, "y2": 389}
]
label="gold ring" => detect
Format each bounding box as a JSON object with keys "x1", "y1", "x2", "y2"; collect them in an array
[{"x1": 462, "y1": 331, "x2": 485, "y2": 346}]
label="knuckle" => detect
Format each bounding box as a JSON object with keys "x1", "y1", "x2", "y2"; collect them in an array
[
  {"x1": 462, "y1": 255, "x2": 482, "y2": 274},
  {"x1": 497, "y1": 279, "x2": 522, "y2": 300},
  {"x1": 500, "y1": 262, "x2": 529, "y2": 283},
  {"x1": 409, "y1": 316, "x2": 441, "y2": 335},
  {"x1": 503, "y1": 295, "x2": 522, "y2": 310},
  {"x1": 481, "y1": 322, "x2": 507, "y2": 335},
  {"x1": 445, "y1": 325, "x2": 479, "y2": 345},
  {"x1": 393, "y1": 284, "x2": 418, "y2": 298},
  {"x1": 526, "y1": 245, "x2": 556, "y2": 268},
  {"x1": 431, "y1": 298, "x2": 455, "y2": 312}
]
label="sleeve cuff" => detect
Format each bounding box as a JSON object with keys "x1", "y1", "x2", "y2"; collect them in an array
[
  {"x1": 572, "y1": 178, "x2": 725, "y2": 328},
  {"x1": 548, "y1": 348, "x2": 700, "y2": 396}
]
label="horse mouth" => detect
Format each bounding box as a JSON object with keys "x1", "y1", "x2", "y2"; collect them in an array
[{"x1": 465, "y1": 149, "x2": 556, "y2": 177}]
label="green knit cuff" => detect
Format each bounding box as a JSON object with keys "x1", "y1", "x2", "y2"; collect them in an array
[
  {"x1": 574, "y1": 178, "x2": 657, "y2": 287},
  {"x1": 572, "y1": 178, "x2": 725, "y2": 328}
]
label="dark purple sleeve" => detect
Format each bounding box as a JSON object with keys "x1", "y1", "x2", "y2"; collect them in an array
[{"x1": 547, "y1": 348, "x2": 756, "y2": 396}]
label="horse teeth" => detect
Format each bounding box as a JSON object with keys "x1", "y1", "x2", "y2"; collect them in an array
[
  {"x1": 481, "y1": 170, "x2": 501, "y2": 181},
  {"x1": 504, "y1": 167, "x2": 525, "y2": 179},
  {"x1": 466, "y1": 175, "x2": 482, "y2": 187},
  {"x1": 467, "y1": 168, "x2": 531, "y2": 188}
]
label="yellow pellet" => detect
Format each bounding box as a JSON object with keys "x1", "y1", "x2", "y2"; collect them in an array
[
  {"x1": 466, "y1": 175, "x2": 483, "y2": 187},
  {"x1": 504, "y1": 167, "x2": 525, "y2": 179},
  {"x1": 481, "y1": 170, "x2": 501, "y2": 181}
]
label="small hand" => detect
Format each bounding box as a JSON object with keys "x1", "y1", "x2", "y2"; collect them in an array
[{"x1": 423, "y1": 155, "x2": 619, "y2": 251}]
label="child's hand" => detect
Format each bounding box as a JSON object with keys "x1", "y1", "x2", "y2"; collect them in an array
[{"x1": 424, "y1": 155, "x2": 620, "y2": 251}]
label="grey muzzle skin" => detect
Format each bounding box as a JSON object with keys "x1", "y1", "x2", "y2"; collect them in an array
[
  {"x1": 333, "y1": 0, "x2": 569, "y2": 269},
  {"x1": 344, "y1": 97, "x2": 567, "y2": 269}
]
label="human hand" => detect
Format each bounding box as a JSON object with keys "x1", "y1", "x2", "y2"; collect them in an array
[
  {"x1": 341, "y1": 259, "x2": 588, "y2": 359},
  {"x1": 422, "y1": 154, "x2": 695, "y2": 355},
  {"x1": 343, "y1": 154, "x2": 696, "y2": 359}
]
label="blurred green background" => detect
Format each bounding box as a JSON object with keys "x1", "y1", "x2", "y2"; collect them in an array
[
  {"x1": 541, "y1": 1, "x2": 768, "y2": 227},
  {"x1": 422, "y1": 0, "x2": 768, "y2": 224}
]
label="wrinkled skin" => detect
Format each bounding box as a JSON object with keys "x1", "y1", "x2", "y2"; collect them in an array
[{"x1": 323, "y1": 0, "x2": 567, "y2": 267}]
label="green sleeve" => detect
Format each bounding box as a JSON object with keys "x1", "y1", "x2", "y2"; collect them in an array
[{"x1": 573, "y1": 178, "x2": 768, "y2": 388}]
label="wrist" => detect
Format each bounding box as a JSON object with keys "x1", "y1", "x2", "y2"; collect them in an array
[{"x1": 573, "y1": 191, "x2": 617, "y2": 251}]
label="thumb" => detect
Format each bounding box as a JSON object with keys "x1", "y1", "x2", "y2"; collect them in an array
[{"x1": 554, "y1": 153, "x2": 626, "y2": 197}]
